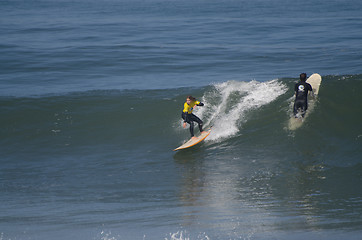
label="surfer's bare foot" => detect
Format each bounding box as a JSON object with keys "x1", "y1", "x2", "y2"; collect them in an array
[{"x1": 192, "y1": 136, "x2": 197, "y2": 140}]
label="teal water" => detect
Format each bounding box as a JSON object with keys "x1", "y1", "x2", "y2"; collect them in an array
[
  {"x1": 1, "y1": 0, "x2": 362, "y2": 96},
  {"x1": 1, "y1": 75, "x2": 362, "y2": 240},
  {"x1": 1, "y1": 0, "x2": 362, "y2": 239}
]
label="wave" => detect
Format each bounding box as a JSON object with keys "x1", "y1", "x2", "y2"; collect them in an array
[
  {"x1": 1, "y1": 74, "x2": 361, "y2": 165},
  {"x1": 196, "y1": 79, "x2": 288, "y2": 141}
]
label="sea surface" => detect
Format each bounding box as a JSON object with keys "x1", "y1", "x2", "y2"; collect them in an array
[{"x1": 1, "y1": 0, "x2": 362, "y2": 239}]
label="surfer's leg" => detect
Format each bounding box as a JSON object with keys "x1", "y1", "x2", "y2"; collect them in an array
[
  {"x1": 294, "y1": 101, "x2": 302, "y2": 117},
  {"x1": 190, "y1": 114, "x2": 203, "y2": 132},
  {"x1": 197, "y1": 119, "x2": 203, "y2": 132},
  {"x1": 301, "y1": 101, "x2": 308, "y2": 117},
  {"x1": 293, "y1": 102, "x2": 298, "y2": 116},
  {"x1": 189, "y1": 121, "x2": 195, "y2": 137}
]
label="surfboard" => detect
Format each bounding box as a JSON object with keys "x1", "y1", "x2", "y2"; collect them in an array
[
  {"x1": 174, "y1": 128, "x2": 212, "y2": 151},
  {"x1": 288, "y1": 73, "x2": 322, "y2": 130}
]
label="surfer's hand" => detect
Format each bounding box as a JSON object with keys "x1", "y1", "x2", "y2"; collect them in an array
[
  {"x1": 310, "y1": 91, "x2": 315, "y2": 99},
  {"x1": 183, "y1": 122, "x2": 187, "y2": 128}
]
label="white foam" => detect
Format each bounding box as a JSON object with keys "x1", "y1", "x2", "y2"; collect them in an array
[
  {"x1": 194, "y1": 79, "x2": 287, "y2": 141},
  {"x1": 165, "y1": 231, "x2": 210, "y2": 240}
]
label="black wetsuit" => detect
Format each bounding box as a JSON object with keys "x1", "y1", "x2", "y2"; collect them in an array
[
  {"x1": 293, "y1": 81, "x2": 313, "y2": 117},
  {"x1": 181, "y1": 102, "x2": 204, "y2": 137}
]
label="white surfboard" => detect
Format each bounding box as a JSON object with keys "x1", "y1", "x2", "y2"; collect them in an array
[
  {"x1": 288, "y1": 73, "x2": 322, "y2": 130},
  {"x1": 174, "y1": 128, "x2": 212, "y2": 151}
]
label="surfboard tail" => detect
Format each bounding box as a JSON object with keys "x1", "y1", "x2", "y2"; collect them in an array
[{"x1": 174, "y1": 128, "x2": 212, "y2": 151}]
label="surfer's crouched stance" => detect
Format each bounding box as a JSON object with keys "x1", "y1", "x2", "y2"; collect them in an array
[
  {"x1": 181, "y1": 96, "x2": 204, "y2": 138},
  {"x1": 293, "y1": 73, "x2": 313, "y2": 118}
]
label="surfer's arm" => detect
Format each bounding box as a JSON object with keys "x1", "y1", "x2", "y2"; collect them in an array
[
  {"x1": 308, "y1": 84, "x2": 315, "y2": 99},
  {"x1": 310, "y1": 89, "x2": 316, "y2": 99},
  {"x1": 194, "y1": 101, "x2": 204, "y2": 109},
  {"x1": 191, "y1": 101, "x2": 204, "y2": 111},
  {"x1": 181, "y1": 112, "x2": 189, "y2": 128},
  {"x1": 293, "y1": 84, "x2": 298, "y2": 97},
  {"x1": 181, "y1": 112, "x2": 188, "y2": 122}
]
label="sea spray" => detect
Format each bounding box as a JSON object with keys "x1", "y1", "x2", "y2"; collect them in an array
[{"x1": 195, "y1": 79, "x2": 288, "y2": 141}]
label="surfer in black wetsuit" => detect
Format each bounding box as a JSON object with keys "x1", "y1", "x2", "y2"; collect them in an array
[{"x1": 293, "y1": 73, "x2": 314, "y2": 118}]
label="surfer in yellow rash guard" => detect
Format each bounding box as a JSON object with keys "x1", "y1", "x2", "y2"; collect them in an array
[{"x1": 181, "y1": 96, "x2": 205, "y2": 139}]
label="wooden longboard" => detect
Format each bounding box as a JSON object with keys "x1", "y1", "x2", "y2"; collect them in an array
[
  {"x1": 288, "y1": 73, "x2": 322, "y2": 130},
  {"x1": 174, "y1": 129, "x2": 212, "y2": 151}
]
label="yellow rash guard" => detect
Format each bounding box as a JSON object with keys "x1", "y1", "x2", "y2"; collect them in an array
[{"x1": 183, "y1": 101, "x2": 201, "y2": 114}]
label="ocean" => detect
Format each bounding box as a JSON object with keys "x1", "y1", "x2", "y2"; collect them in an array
[{"x1": 1, "y1": 0, "x2": 362, "y2": 239}]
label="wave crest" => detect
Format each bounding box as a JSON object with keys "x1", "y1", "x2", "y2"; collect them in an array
[{"x1": 195, "y1": 79, "x2": 288, "y2": 141}]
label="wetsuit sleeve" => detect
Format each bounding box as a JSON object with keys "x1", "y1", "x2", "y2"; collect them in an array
[
  {"x1": 307, "y1": 83, "x2": 315, "y2": 97},
  {"x1": 181, "y1": 112, "x2": 188, "y2": 122},
  {"x1": 196, "y1": 101, "x2": 204, "y2": 106},
  {"x1": 182, "y1": 102, "x2": 189, "y2": 113},
  {"x1": 308, "y1": 83, "x2": 313, "y2": 91}
]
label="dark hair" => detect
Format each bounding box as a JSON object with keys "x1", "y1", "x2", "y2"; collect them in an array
[
  {"x1": 300, "y1": 73, "x2": 307, "y2": 82},
  {"x1": 187, "y1": 95, "x2": 196, "y2": 101}
]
